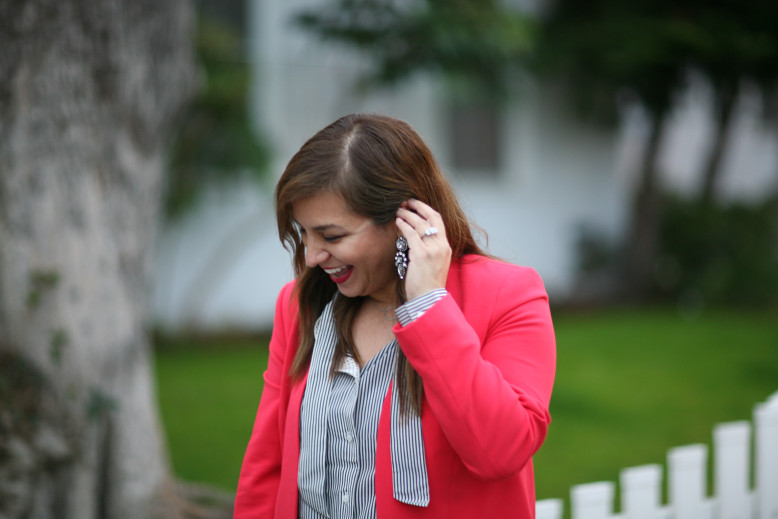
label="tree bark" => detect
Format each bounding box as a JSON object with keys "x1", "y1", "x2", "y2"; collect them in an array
[
  {"x1": 699, "y1": 81, "x2": 739, "y2": 206},
  {"x1": 622, "y1": 109, "x2": 668, "y2": 301},
  {"x1": 0, "y1": 1, "x2": 196, "y2": 518}
]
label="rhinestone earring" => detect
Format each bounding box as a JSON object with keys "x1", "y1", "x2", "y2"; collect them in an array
[{"x1": 394, "y1": 236, "x2": 408, "y2": 280}]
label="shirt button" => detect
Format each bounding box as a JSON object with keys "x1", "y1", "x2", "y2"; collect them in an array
[
  {"x1": 345, "y1": 432, "x2": 354, "y2": 443},
  {"x1": 342, "y1": 492, "x2": 350, "y2": 503}
]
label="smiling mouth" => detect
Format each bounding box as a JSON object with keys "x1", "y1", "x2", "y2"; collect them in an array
[{"x1": 323, "y1": 266, "x2": 353, "y2": 283}]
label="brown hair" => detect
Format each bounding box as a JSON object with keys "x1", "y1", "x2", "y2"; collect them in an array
[{"x1": 275, "y1": 113, "x2": 485, "y2": 414}]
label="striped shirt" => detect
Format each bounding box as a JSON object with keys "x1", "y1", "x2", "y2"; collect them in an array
[{"x1": 298, "y1": 289, "x2": 446, "y2": 518}]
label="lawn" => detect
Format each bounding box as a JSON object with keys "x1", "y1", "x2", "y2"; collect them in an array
[
  {"x1": 154, "y1": 307, "x2": 778, "y2": 506},
  {"x1": 154, "y1": 338, "x2": 270, "y2": 492}
]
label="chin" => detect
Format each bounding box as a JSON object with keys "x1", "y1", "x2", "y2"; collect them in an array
[{"x1": 335, "y1": 285, "x2": 360, "y2": 299}]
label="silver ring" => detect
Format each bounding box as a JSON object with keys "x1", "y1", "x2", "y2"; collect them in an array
[{"x1": 424, "y1": 227, "x2": 439, "y2": 237}]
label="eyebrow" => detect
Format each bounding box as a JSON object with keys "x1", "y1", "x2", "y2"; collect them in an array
[
  {"x1": 293, "y1": 220, "x2": 345, "y2": 232},
  {"x1": 312, "y1": 224, "x2": 345, "y2": 232}
]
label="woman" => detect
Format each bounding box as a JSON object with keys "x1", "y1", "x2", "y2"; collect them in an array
[{"x1": 234, "y1": 113, "x2": 556, "y2": 518}]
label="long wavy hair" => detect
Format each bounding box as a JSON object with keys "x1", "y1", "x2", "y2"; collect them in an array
[{"x1": 275, "y1": 113, "x2": 486, "y2": 415}]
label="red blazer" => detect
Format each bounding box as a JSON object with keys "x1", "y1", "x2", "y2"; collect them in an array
[{"x1": 234, "y1": 255, "x2": 556, "y2": 518}]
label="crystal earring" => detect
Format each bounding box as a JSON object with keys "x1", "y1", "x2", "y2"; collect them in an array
[{"x1": 394, "y1": 236, "x2": 408, "y2": 279}]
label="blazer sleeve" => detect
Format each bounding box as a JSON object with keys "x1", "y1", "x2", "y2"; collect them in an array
[
  {"x1": 393, "y1": 266, "x2": 556, "y2": 480},
  {"x1": 234, "y1": 281, "x2": 296, "y2": 518}
]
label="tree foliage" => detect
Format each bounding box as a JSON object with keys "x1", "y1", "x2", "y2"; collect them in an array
[
  {"x1": 656, "y1": 195, "x2": 778, "y2": 307},
  {"x1": 168, "y1": 13, "x2": 270, "y2": 219},
  {"x1": 537, "y1": 1, "x2": 690, "y2": 123},
  {"x1": 537, "y1": 0, "x2": 778, "y2": 299},
  {"x1": 538, "y1": 0, "x2": 778, "y2": 114},
  {"x1": 295, "y1": 0, "x2": 535, "y2": 97},
  {"x1": 678, "y1": 0, "x2": 778, "y2": 204},
  {"x1": 537, "y1": 1, "x2": 695, "y2": 299},
  {"x1": 293, "y1": 0, "x2": 778, "y2": 304}
]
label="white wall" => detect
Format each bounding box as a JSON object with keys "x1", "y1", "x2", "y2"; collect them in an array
[
  {"x1": 151, "y1": 1, "x2": 777, "y2": 332},
  {"x1": 152, "y1": 178, "x2": 293, "y2": 332},
  {"x1": 244, "y1": 0, "x2": 632, "y2": 298},
  {"x1": 658, "y1": 77, "x2": 778, "y2": 201}
]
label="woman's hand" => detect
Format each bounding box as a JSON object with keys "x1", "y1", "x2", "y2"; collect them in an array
[{"x1": 395, "y1": 199, "x2": 452, "y2": 301}]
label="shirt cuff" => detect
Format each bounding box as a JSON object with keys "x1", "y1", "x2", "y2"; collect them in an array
[{"x1": 395, "y1": 289, "x2": 448, "y2": 326}]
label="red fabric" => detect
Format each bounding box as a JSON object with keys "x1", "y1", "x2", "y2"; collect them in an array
[{"x1": 234, "y1": 255, "x2": 556, "y2": 518}]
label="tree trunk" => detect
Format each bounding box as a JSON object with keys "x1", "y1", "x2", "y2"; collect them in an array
[
  {"x1": 0, "y1": 1, "x2": 196, "y2": 518},
  {"x1": 622, "y1": 109, "x2": 668, "y2": 301},
  {"x1": 699, "y1": 80, "x2": 739, "y2": 206}
]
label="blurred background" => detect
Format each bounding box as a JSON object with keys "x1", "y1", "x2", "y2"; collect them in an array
[
  {"x1": 1, "y1": 0, "x2": 776, "y2": 517},
  {"x1": 155, "y1": 0, "x2": 778, "y2": 503},
  {"x1": 163, "y1": 0, "x2": 778, "y2": 508},
  {"x1": 156, "y1": 0, "x2": 778, "y2": 332}
]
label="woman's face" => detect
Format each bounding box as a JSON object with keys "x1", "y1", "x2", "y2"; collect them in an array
[{"x1": 293, "y1": 191, "x2": 398, "y2": 305}]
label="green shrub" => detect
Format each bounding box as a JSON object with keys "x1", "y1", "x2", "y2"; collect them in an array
[{"x1": 654, "y1": 195, "x2": 778, "y2": 307}]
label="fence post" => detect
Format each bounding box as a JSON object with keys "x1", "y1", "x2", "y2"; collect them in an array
[
  {"x1": 621, "y1": 464, "x2": 663, "y2": 519},
  {"x1": 713, "y1": 421, "x2": 752, "y2": 519},
  {"x1": 754, "y1": 391, "x2": 778, "y2": 519},
  {"x1": 571, "y1": 481, "x2": 615, "y2": 519},
  {"x1": 668, "y1": 444, "x2": 708, "y2": 519},
  {"x1": 537, "y1": 498, "x2": 564, "y2": 519}
]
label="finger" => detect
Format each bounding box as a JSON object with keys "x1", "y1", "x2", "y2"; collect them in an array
[
  {"x1": 403, "y1": 199, "x2": 442, "y2": 223},
  {"x1": 396, "y1": 203, "x2": 443, "y2": 230},
  {"x1": 397, "y1": 206, "x2": 445, "y2": 240},
  {"x1": 395, "y1": 216, "x2": 427, "y2": 249},
  {"x1": 396, "y1": 207, "x2": 429, "y2": 233}
]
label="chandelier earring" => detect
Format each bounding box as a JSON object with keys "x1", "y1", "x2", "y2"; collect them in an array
[{"x1": 394, "y1": 236, "x2": 408, "y2": 280}]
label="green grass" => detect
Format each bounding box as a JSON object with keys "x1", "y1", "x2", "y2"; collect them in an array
[
  {"x1": 154, "y1": 308, "x2": 778, "y2": 506},
  {"x1": 154, "y1": 338, "x2": 270, "y2": 491},
  {"x1": 534, "y1": 308, "x2": 778, "y2": 504}
]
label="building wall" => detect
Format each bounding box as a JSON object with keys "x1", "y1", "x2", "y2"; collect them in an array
[{"x1": 151, "y1": 0, "x2": 777, "y2": 331}]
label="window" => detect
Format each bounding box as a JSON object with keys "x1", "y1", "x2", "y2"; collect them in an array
[{"x1": 448, "y1": 100, "x2": 502, "y2": 175}]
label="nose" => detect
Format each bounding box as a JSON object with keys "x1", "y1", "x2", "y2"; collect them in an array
[{"x1": 304, "y1": 243, "x2": 330, "y2": 268}]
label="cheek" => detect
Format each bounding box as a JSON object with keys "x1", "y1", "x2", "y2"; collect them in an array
[
  {"x1": 380, "y1": 228, "x2": 399, "y2": 253},
  {"x1": 378, "y1": 241, "x2": 398, "y2": 271}
]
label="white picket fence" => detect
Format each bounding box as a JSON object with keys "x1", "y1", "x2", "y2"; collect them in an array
[{"x1": 536, "y1": 390, "x2": 778, "y2": 519}]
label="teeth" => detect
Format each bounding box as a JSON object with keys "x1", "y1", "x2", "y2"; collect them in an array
[{"x1": 324, "y1": 266, "x2": 348, "y2": 275}]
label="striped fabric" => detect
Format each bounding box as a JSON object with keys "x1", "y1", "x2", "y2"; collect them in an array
[
  {"x1": 298, "y1": 291, "x2": 446, "y2": 518},
  {"x1": 390, "y1": 289, "x2": 445, "y2": 507},
  {"x1": 395, "y1": 289, "x2": 447, "y2": 326}
]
